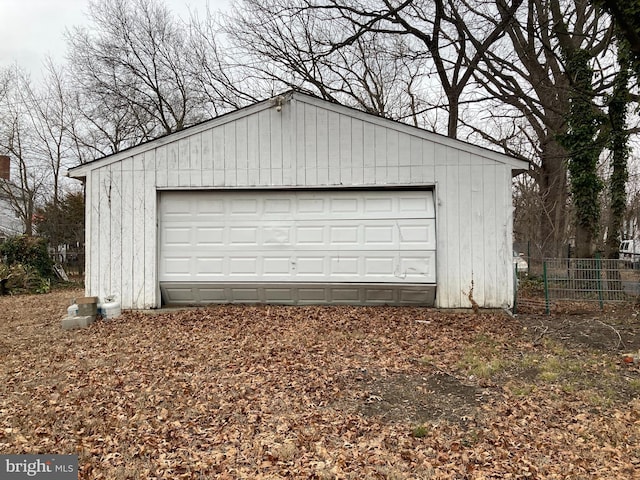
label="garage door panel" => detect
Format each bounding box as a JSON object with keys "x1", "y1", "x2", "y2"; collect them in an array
[
  {"x1": 398, "y1": 221, "x2": 436, "y2": 247},
  {"x1": 297, "y1": 226, "x2": 325, "y2": 245},
  {"x1": 400, "y1": 254, "x2": 436, "y2": 282},
  {"x1": 364, "y1": 197, "x2": 393, "y2": 215},
  {"x1": 162, "y1": 221, "x2": 433, "y2": 250},
  {"x1": 364, "y1": 257, "x2": 396, "y2": 276},
  {"x1": 164, "y1": 227, "x2": 192, "y2": 246},
  {"x1": 196, "y1": 227, "x2": 224, "y2": 245},
  {"x1": 363, "y1": 225, "x2": 394, "y2": 244},
  {"x1": 229, "y1": 257, "x2": 258, "y2": 275},
  {"x1": 297, "y1": 198, "x2": 325, "y2": 214},
  {"x1": 161, "y1": 282, "x2": 437, "y2": 306},
  {"x1": 330, "y1": 197, "x2": 359, "y2": 213},
  {"x1": 329, "y1": 225, "x2": 359, "y2": 244},
  {"x1": 163, "y1": 250, "x2": 436, "y2": 282},
  {"x1": 195, "y1": 257, "x2": 224, "y2": 276},
  {"x1": 196, "y1": 198, "x2": 225, "y2": 215},
  {"x1": 228, "y1": 226, "x2": 258, "y2": 245},
  {"x1": 295, "y1": 256, "x2": 325, "y2": 276},
  {"x1": 230, "y1": 198, "x2": 259, "y2": 214},
  {"x1": 263, "y1": 257, "x2": 291, "y2": 275},
  {"x1": 264, "y1": 198, "x2": 292, "y2": 214},
  {"x1": 330, "y1": 257, "x2": 360, "y2": 276},
  {"x1": 164, "y1": 257, "x2": 191, "y2": 275},
  {"x1": 398, "y1": 195, "x2": 435, "y2": 216},
  {"x1": 263, "y1": 226, "x2": 292, "y2": 245}
]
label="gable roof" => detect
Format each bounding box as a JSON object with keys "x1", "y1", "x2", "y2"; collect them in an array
[{"x1": 68, "y1": 91, "x2": 529, "y2": 178}]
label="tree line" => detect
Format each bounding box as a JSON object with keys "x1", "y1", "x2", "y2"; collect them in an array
[{"x1": 0, "y1": 0, "x2": 638, "y2": 259}]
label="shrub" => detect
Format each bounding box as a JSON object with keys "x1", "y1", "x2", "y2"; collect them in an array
[
  {"x1": 0, "y1": 263, "x2": 51, "y2": 294},
  {"x1": 0, "y1": 235, "x2": 54, "y2": 280}
]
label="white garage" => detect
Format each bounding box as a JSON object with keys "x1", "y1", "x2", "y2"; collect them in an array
[
  {"x1": 159, "y1": 189, "x2": 436, "y2": 305},
  {"x1": 68, "y1": 91, "x2": 528, "y2": 310}
]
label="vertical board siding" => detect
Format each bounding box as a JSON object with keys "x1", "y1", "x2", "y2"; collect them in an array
[
  {"x1": 398, "y1": 132, "x2": 411, "y2": 184},
  {"x1": 433, "y1": 143, "x2": 448, "y2": 307},
  {"x1": 470, "y1": 163, "x2": 486, "y2": 305},
  {"x1": 109, "y1": 162, "x2": 122, "y2": 301},
  {"x1": 457, "y1": 150, "x2": 473, "y2": 308},
  {"x1": 84, "y1": 95, "x2": 518, "y2": 309},
  {"x1": 482, "y1": 163, "x2": 499, "y2": 306},
  {"x1": 201, "y1": 129, "x2": 214, "y2": 186},
  {"x1": 314, "y1": 106, "x2": 327, "y2": 185},
  {"x1": 132, "y1": 154, "x2": 146, "y2": 308},
  {"x1": 339, "y1": 114, "x2": 351, "y2": 185},
  {"x1": 98, "y1": 168, "x2": 111, "y2": 297},
  {"x1": 351, "y1": 119, "x2": 364, "y2": 185},
  {"x1": 178, "y1": 138, "x2": 190, "y2": 186},
  {"x1": 121, "y1": 158, "x2": 134, "y2": 310},
  {"x1": 224, "y1": 123, "x2": 237, "y2": 186},
  {"x1": 156, "y1": 145, "x2": 168, "y2": 188},
  {"x1": 258, "y1": 109, "x2": 271, "y2": 185},
  {"x1": 363, "y1": 122, "x2": 375, "y2": 184},
  {"x1": 189, "y1": 134, "x2": 202, "y2": 187},
  {"x1": 167, "y1": 142, "x2": 179, "y2": 188},
  {"x1": 143, "y1": 150, "x2": 157, "y2": 307},
  {"x1": 213, "y1": 125, "x2": 225, "y2": 186},
  {"x1": 247, "y1": 114, "x2": 260, "y2": 185},
  {"x1": 326, "y1": 110, "x2": 339, "y2": 185},
  {"x1": 270, "y1": 109, "x2": 283, "y2": 184},
  {"x1": 501, "y1": 166, "x2": 515, "y2": 304},
  {"x1": 235, "y1": 117, "x2": 248, "y2": 186},
  {"x1": 444, "y1": 147, "x2": 461, "y2": 307}
]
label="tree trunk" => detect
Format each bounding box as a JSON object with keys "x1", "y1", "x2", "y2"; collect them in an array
[{"x1": 537, "y1": 139, "x2": 569, "y2": 258}]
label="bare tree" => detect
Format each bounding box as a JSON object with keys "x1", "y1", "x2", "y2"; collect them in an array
[
  {"x1": 463, "y1": 0, "x2": 617, "y2": 257},
  {"x1": 228, "y1": 0, "x2": 524, "y2": 138},
  {"x1": 186, "y1": 9, "x2": 264, "y2": 114},
  {"x1": 66, "y1": 0, "x2": 208, "y2": 140},
  {"x1": 221, "y1": 0, "x2": 437, "y2": 125},
  {"x1": 0, "y1": 68, "x2": 48, "y2": 236},
  {"x1": 21, "y1": 60, "x2": 77, "y2": 207}
]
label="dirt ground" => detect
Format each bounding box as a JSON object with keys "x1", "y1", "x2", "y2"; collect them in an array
[{"x1": 0, "y1": 288, "x2": 639, "y2": 479}]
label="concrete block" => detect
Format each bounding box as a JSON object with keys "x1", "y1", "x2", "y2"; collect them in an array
[
  {"x1": 61, "y1": 317, "x2": 79, "y2": 330},
  {"x1": 75, "y1": 315, "x2": 95, "y2": 328},
  {"x1": 61, "y1": 315, "x2": 95, "y2": 330}
]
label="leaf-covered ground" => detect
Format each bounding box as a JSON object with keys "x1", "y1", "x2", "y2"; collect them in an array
[{"x1": 1, "y1": 289, "x2": 639, "y2": 479}]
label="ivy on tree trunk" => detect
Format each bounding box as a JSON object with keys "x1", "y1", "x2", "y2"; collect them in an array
[
  {"x1": 561, "y1": 48, "x2": 605, "y2": 258},
  {"x1": 605, "y1": 47, "x2": 631, "y2": 259}
]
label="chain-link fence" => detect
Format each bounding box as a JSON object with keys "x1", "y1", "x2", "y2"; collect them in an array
[
  {"x1": 514, "y1": 255, "x2": 640, "y2": 314},
  {"x1": 50, "y1": 246, "x2": 84, "y2": 280}
]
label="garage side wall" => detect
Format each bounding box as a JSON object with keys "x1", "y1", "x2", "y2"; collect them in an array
[
  {"x1": 86, "y1": 152, "x2": 158, "y2": 309},
  {"x1": 84, "y1": 95, "x2": 515, "y2": 309}
]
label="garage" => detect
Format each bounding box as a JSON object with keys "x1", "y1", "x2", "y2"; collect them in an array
[
  {"x1": 159, "y1": 189, "x2": 436, "y2": 305},
  {"x1": 68, "y1": 91, "x2": 528, "y2": 310}
]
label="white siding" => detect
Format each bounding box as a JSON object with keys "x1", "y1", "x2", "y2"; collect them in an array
[{"x1": 78, "y1": 93, "x2": 521, "y2": 309}]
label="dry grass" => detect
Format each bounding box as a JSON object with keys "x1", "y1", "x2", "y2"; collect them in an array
[{"x1": 0, "y1": 289, "x2": 639, "y2": 479}]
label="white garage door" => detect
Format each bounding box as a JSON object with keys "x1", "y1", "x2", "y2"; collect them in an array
[{"x1": 159, "y1": 190, "x2": 436, "y2": 305}]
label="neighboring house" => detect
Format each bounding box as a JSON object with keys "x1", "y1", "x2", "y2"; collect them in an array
[
  {"x1": 0, "y1": 155, "x2": 25, "y2": 240},
  {"x1": 68, "y1": 91, "x2": 529, "y2": 310}
]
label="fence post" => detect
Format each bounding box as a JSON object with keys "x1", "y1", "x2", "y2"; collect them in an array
[
  {"x1": 543, "y1": 259, "x2": 550, "y2": 315},
  {"x1": 513, "y1": 264, "x2": 518, "y2": 314},
  {"x1": 596, "y1": 253, "x2": 604, "y2": 310}
]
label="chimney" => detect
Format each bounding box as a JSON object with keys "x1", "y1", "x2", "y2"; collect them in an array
[{"x1": 0, "y1": 155, "x2": 9, "y2": 180}]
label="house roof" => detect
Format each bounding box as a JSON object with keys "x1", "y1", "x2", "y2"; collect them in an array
[{"x1": 68, "y1": 90, "x2": 530, "y2": 178}]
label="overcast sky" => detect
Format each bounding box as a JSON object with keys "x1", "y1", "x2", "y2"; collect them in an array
[{"x1": 0, "y1": 0, "x2": 230, "y2": 76}]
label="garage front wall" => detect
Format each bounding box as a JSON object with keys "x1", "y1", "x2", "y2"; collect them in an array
[{"x1": 75, "y1": 92, "x2": 525, "y2": 309}]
